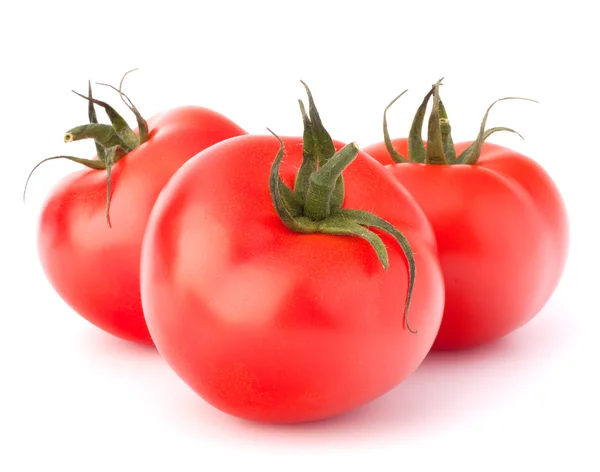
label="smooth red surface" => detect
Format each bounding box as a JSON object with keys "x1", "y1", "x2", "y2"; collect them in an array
[
  {"x1": 363, "y1": 139, "x2": 569, "y2": 349},
  {"x1": 141, "y1": 135, "x2": 445, "y2": 423},
  {"x1": 37, "y1": 107, "x2": 246, "y2": 344}
]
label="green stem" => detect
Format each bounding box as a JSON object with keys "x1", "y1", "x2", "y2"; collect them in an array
[
  {"x1": 64, "y1": 123, "x2": 124, "y2": 149},
  {"x1": 304, "y1": 143, "x2": 359, "y2": 221}
]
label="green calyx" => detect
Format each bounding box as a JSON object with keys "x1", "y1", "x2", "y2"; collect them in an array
[
  {"x1": 23, "y1": 69, "x2": 148, "y2": 227},
  {"x1": 269, "y1": 82, "x2": 417, "y2": 333},
  {"x1": 384, "y1": 78, "x2": 537, "y2": 165}
]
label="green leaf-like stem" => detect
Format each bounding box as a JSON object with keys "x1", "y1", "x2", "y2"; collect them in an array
[
  {"x1": 303, "y1": 143, "x2": 359, "y2": 221},
  {"x1": 64, "y1": 123, "x2": 124, "y2": 149}
]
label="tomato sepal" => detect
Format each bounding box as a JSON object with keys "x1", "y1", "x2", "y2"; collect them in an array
[
  {"x1": 382, "y1": 79, "x2": 537, "y2": 166},
  {"x1": 268, "y1": 83, "x2": 418, "y2": 332},
  {"x1": 455, "y1": 96, "x2": 533, "y2": 164},
  {"x1": 24, "y1": 71, "x2": 150, "y2": 226}
]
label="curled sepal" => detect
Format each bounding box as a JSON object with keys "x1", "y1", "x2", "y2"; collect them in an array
[
  {"x1": 104, "y1": 157, "x2": 114, "y2": 227},
  {"x1": 102, "y1": 146, "x2": 127, "y2": 228},
  {"x1": 304, "y1": 143, "x2": 360, "y2": 222},
  {"x1": 482, "y1": 126, "x2": 524, "y2": 142},
  {"x1": 97, "y1": 69, "x2": 149, "y2": 144},
  {"x1": 383, "y1": 90, "x2": 409, "y2": 163},
  {"x1": 23, "y1": 155, "x2": 106, "y2": 202},
  {"x1": 456, "y1": 97, "x2": 537, "y2": 165},
  {"x1": 408, "y1": 84, "x2": 437, "y2": 164},
  {"x1": 280, "y1": 182, "x2": 304, "y2": 217},
  {"x1": 268, "y1": 129, "x2": 318, "y2": 233},
  {"x1": 72, "y1": 91, "x2": 139, "y2": 151},
  {"x1": 425, "y1": 80, "x2": 448, "y2": 165},
  {"x1": 64, "y1": 123, "x2": 125, "y2": 149},
  {"x1": 319, "y1": 215, "x2": 389, "y2": 269},
  {"x1": 87, "y1": 81, "x2": 107, "y2": 162},
  {"x1": 459, "y1": 127, "x2": 526, "y2": 165},
  {"x1": 341, "y1": 209, "x2": 417, "y2": 333},
  {"x1": 438, "y1": 100, "x2": 456, "y2": 162}
]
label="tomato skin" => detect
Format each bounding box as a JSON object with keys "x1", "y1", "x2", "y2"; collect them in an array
[
  {"x1": 37, "y1": 107, "x2": 247, "y2": 344},
  {"x1": 140, "y1": 135, "x2": 444, "y2": 423},
  {"x1": 363, "y1": 138, "x2": 569, "y2": 349}
]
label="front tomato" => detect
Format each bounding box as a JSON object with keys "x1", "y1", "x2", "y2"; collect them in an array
[
  {"x1": 141, "y1": 85, "x2": 444, "y2": 423},
  {"x1": 31, "y1": 81, "x2": 246, "y2": 344}
]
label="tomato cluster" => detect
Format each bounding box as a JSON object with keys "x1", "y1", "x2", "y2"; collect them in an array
[{"x1": 26, "y1": 74, "x2": 568, "y2": 423}]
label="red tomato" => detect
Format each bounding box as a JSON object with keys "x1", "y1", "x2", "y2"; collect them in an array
[
  {"x1": 36, "y1": 106, "x2": 246, "y2": 344},
  {"x1": 364, "y1": 135, "x2": 569, "y2": 349},
  {"x1": 140, "y1": 133, "x2": 444, "y2": 423}
]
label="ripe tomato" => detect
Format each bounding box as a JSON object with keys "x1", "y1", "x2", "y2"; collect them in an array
[
  {"x1": 364, "y1": 82, "x2": 569, "y2": 349},
  {"x1": 33, "y1": 96, "x2": 246, "y2": 344},
  {"x1": 140, "y1": 85, "x2": 444, "y2": 423}
]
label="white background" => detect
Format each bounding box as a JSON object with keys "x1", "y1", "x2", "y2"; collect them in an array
[{"x1": 1, "y1": 1, "x2": 598, "y2": 470}]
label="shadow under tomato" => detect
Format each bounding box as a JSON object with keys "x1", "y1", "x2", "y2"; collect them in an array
[
  {"x1": 77, "y1": 326, "x2": 159, "y2": 361},
  {"x1": 231, "y1": 303, "x2": 574, "y2": 442}
]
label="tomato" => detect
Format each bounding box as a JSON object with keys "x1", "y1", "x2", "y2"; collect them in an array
[
  {"x1": 140, "y1": 85, "x2": 444, "y2": 423},
  {"x1": 364, "y1": 82, "x2": 569, "y2": 349},
  {"x1": 31, "y1": 84, "x2": 246, "y2": 344}
]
